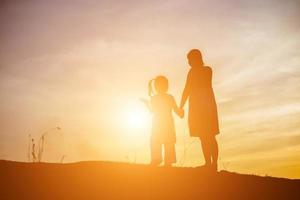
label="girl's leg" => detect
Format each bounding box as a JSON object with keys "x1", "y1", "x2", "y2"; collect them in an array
[
  {"x1": 164, "y1": 143, "x2": 176, "y2": 166},
  {"x1": 151, "y1": 140, "x2": 162, "y2": 166}
]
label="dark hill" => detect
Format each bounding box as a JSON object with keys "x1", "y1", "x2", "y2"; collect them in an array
[{"x1": 0, "y1": 160, "x2": 299, "y2": 200}]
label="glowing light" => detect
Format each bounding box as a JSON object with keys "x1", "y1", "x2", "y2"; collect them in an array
[{"x1": 123, "y1": 103, "x2": 149, "y2": 130}]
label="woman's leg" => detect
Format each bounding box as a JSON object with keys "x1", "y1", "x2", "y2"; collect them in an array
[
  {"x1": 200, "y1": 135, "x2": 218, "y2": 170},
  {"x1": 200, "y1": 138, "x2": 212, "y2": 166},
  {"x1": 210, "y1": 135, "x2": 219, "y2": 170}
]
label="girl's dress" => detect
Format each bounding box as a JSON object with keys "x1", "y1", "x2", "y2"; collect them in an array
[
  {"x1": 151, "y1": 93, "x2": 177, "y2": 144},
  {"x1": 150, "y1": 93, "x2": 177, "y2": 163}
]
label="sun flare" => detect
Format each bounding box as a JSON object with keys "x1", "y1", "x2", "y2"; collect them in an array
[{"x1": 125, "y1": 104, "x2": 150, "y2": 130}]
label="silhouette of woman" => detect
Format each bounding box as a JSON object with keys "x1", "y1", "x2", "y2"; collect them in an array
[{"x1": 180, "y1": 49, "x2": 219, "y2": 171}]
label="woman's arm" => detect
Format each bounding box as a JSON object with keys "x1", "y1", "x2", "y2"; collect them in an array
[{"x1": 180, "y1": 70, "x2": 192, "y2": 108}]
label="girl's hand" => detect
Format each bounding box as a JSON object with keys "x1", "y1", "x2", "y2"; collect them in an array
[
  {"x1": 140, "y1": 98, "x2": 152, "y2": 112},
  {"x1": 139, "y1": 98, "x2": 149, "y2": 105}
]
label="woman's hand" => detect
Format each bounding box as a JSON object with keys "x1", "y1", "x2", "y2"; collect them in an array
[{"x1": 178, "y1": 108, "x2": 184, "y2": 118}]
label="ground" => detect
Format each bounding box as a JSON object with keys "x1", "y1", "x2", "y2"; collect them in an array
[{"x1": 1, "y1": 160, "x2": 300, "y2": 200}]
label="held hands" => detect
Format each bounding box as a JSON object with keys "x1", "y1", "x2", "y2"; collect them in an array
[
  {"x1": 178, "y1": 108, "x2": 184, "y2": 118},
  {"x1": 141, "y1": 97, "x2": 185, "y2": 118}
]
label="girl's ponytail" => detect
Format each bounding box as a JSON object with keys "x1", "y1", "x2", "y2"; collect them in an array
[{"x1": 148, "y1": 79, "x2": 155, "y2": 97}]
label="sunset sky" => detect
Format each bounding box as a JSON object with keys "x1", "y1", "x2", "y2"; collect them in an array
[{"x1": 1, "y1": 0, "x2": 300, "y2": 178}]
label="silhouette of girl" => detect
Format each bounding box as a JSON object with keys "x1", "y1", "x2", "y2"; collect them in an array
[
  {"x1": 142, "y1": 76, "x2": 183, "y2": 166},
  {"x1": 180, "y1": 49, "x2": 219, "y2": 171}
]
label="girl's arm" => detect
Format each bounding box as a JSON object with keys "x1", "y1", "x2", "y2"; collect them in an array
[
  {"x1": 172, "y1": 97, "x2": 184, "y2": 118},
  {"x1": 180, "y1": 70, "x2": 192, "y2": 108},
  {"x1": 140, "y1": 98, "x2": 152, "y2": 112}
]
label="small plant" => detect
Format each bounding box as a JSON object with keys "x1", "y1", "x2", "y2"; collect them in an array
[
  {"x1": 31, "y1": 139, "x2": 36, "y2": 162},
  {"x1": 37, "y1": 126, "x2": 61, "y2": 162},
  {"x1": 27, "y1": 135, "x2": 36, "y2": 163},
  {"x1": 60, "y1": 155, "x2": 66, "y2": 163},
  {"x1": 27, "y1": 126, "x2": 62, "y2": 163}
]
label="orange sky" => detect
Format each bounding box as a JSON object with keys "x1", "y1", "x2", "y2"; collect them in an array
[{"x1": 0, "y1": 0, "x2": 300, "y2": 178}]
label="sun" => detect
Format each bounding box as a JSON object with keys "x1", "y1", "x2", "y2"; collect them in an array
[
  {"x1": 125, "y1": 104, "x2": 149, "y2": 129},
  {"x1": 129, "y1": 113, "x2": 143, "y2": 128}
]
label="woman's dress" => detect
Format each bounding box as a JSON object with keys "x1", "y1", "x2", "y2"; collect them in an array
[{"x1": 185, "y1": 66, "x2": 219, "y2": 138}]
